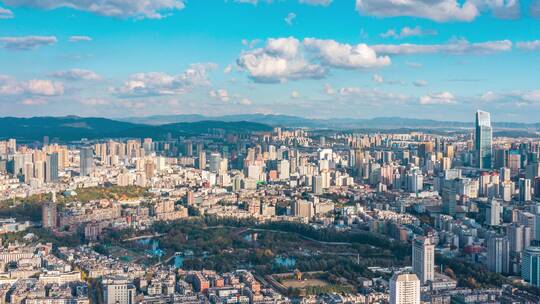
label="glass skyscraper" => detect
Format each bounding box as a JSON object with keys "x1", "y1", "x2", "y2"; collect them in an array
[{"x1": 475, "y1": 110, "x2": 492, "y2": 169}]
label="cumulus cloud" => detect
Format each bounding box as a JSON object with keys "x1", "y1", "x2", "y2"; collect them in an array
[
  {"x1": 0, "y1": 7, "x2": 14, "y2": 19},
  {"x1": 413, "y1": 80, "x2": 428, "y2": 87},
  {"x1": 0, "y1": 36, "x2": 57, "y2": 50},
  {"x1": 239, "y1": 97, "x2": 253, "y2": 105},
  {"x1": 284, "y1": 12, "x2": 296, "y2": 25},
  {"x1": 50, "y1": 69, "x2": 101, "y2": 81},
  {"x1": 324, "y1": 84, "x2": 335, "y2": 95},
  {"x1": 372, "y1": 39, "x2": 512, "y2": 55},
  {"x1": 337, "y1": 86, "x2": 409, "y2": 105},
  {"x1": 81, "y1": 98, "x2": 109, "y2": 106},
  {"x1": 223, "y1": 64, "x2": 233, "y2": 74},
  {"x1": 304, "y1": 38, "x2": 391, "y2": 69},
  {"x1": 209, "y1": 89, "x2": 231, "y2": 102},
  {"x1": 291, "y1": 90, "x2": 300, "y2": 98},
  {"x1": 380, "y1": 26, "x2": 437, "y2": 39},
  {"x1": 0, "y1": 76, "x2": 64, "y2": 97},
  {"x1": 419, "y1": 92, "x2": 456, "y2": 104},
  {"x1": 355, "y1": 0, "x2": 479, "y2": 22},
  {"x1": 112, "y1": 63, "x2": 216, "y2": 97},
  {"x1": 21, "y1": 98, "x2": 48, "y2": 105},
  {"x1": 299, "y1": 0, "x2": 332, "y2": 6},
  {"x1": 237, "y1": 37, "x2": 327, "y2": 83},
  {"x1": 3, "y1": 0, "x2": 185, "y2": 19},
  {"x1": 516, "y1": 40, "x2": 540, "y2": 50},
  {"x1": 531, "y1": 0, "x2": 540, "y2": 17},
  {"x1": 69, "y1": 35, "x2": 92, "y2": 42},
  {"x1": 372, "y1": 74, "x2": 384, "y2": 84},
  {"x1": 481, "y1": 90, "x2": 540, "y2": 104}
]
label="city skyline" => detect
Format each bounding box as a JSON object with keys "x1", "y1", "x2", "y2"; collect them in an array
[{"x1": 0, "y1": 0, "x2": 540, "y2": 121}]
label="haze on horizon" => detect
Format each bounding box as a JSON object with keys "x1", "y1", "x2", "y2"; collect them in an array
[{"x1": 0, "y1": 0, "x2": 539, "y2": 122}]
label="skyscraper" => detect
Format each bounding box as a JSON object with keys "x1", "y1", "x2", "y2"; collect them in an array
[
  {"x1": 389, "y1": 273, "x2": 420, "y2": 304},
  {"x1": 522, "y1": 246, "x2": 540, "y2": 287},
  {"x1": 487, "y1": 235, "x2": 509, "y2": 274},
  {"x1": 475, "y1": 110, "x2": 492, "y2": 170},
  {"x1": 80, "y1": 147, "x2": 94, "y2": 176},
  {"x1": 45, "y1": 152, "x2": 59, "y2": 183},
  {"x1": 42, "y1": 192, "x2": 57, "y2": 229},
  {"x1": 412, "y1": 236, "x2": 434, "y2": 284}
]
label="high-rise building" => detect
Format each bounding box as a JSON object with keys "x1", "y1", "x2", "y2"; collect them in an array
[
  {"x1": 475, "y1": 110, "x2": 492, "y2": 170},
  {"x1": 412, "y1": 236, "x2": 434, "y2": 284},
  {"x1": 45, "y1": 152, "x2": 59, "y2": 183},
  {"x1": 42, "y1": 193, "x2": 57, "y2": 229},
  {"x1": 519, "y1": 178, "x2": 532, "y2": 202},
  {"x1": 389, "y1": 273, "x2": 420, "y2": 304},
  {"x1": 442, "y1": 179, "x2": 457, "y2": 217},
  {"x1": 80, "y1": 147, "x2": 94, "y2": 176},
  {"x1": 486, "y1": 198, "x2": 502, "y2": 226},
  {"x1": 209, "y1": 153, "x2": 221, "y2": 173},
  {"x1": 312, "y1": 175, "x2": 323, "y2": 195},
  {"x1": 198, "y1": 150, "x2": 206, "y2": 170},
  {"x1": 487, "y1": 235, "x2": 509, "y2": 274},
  {"x1": 522, "y1": 246, "x2": 540, "y2": 287}
]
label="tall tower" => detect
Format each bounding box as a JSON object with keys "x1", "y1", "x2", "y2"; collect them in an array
[
  {"x1": 389, "y1": 273, "x2": 420, "y2": 304},
  {"x1": 80, "y1": 147, "x2": 94, "y2": 176},
  {"x1": 42, "y1": 192, "x2": 57, "y2": 229},
  {"x1": 412, "y1": 236, "x2": 434, "y2": 284},
  {"x1": 475, "y1": 110, "x2": 493, "y2": 170}
]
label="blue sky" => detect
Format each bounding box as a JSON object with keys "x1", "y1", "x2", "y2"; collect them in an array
[{"x1": 0, "y1": 0, "x2": 539, "y2": 122}]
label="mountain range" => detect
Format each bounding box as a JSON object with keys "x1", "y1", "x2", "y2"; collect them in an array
[
  {"x1": 0, "y1": 114, "x2": 538, "y2": 142},
  {"x1": 122, "y1": 114, "x2": 540, "y2": 130}
]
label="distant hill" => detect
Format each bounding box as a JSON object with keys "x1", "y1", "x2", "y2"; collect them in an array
[
  {"x1": 0, "y1": 116, "x2": 272, "y2": 141},
  {"x1": 122, "y1": 114, "x2": 540, "y2": 130}
]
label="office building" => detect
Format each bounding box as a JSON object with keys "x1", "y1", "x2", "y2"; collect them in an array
[
  {"x1": 487, "y1": 235, "x2": 509, "y2": 274},
  {"x1": 412, "y1": 236, "x2": 434, "y2": 284},
  {"x1": 522, "y1": 246, "x2": 540, "y2": 287},
  {"x1": 42, "y1": 193, "x2": 57, "y2": 229},
  {"x1": 389, "y1": 273, "x2": 420, "y2": 304},
  {"x1": 80, "y1": 147, "x2": 94, "y2": 176},
  {"x1": 45, "y1": 152, "x2": 59, "y2": 183},
  {"x1": 475, "y1": 110, "x2": 492, "y2": 169},
  {"x1": 519, "y1": 178, "x2": 532, "y2": 202}
]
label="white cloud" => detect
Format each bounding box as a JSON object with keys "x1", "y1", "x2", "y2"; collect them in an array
[
  {"x1": 419, "y1": 92, "x2": 456, "y2": 104},
  {"x1": 237, "y1": 37, "x2": 327, "y2": 83},
  {"x1": 299, "y1": 0, "x2": 332, "y2": 6},
  {"x1": 372, "y1": 39, "x2": 512, "y2": 55},
  {"x1": 239, "y1": 97, "x2": 253, "y2": 105},
  {"x1": 356, "y1": 0, "x2": 479, "y2": 22},
  {"x1": 50, "y1": 69, "x2": 101, "y2": 81},
  {"x1": 531, "y1": 0, "x2": 540, "y2": 18},
  {"x1": 337, "y1": 86, "x2": 409, "y2": 105},
  {"x1": 0, "y1": 7, "x2": 14, "y2": 19},
  {"x1": 25, "y1": 80, "x2": 64, "y2": 96},
  {"x1": 21, "y1": 98, "x2": 48, "y2": 105},
  {"x1": 372, "y1": 74, "x2": 384, "y2": 84},
  {"x1": 81, "y1": 98, "x2": 109, "y2": 106},
  {"x1": 69, "y1": 35, "x2": 92, "y2": 42},
  {"x1": 516, "y1": 40, "x2": 540, "y2": 50},
  {"x1": 209, "y1": 89, "x2": 231, "y2": 102},
  {"x1": 291, "y1": 90, "x2": 301, "y2": 98},
  {"x1": 112, "y1": 63, "x2": 216, "y2": 97},
  {"x1": 481, "y1": 90, "x2": 540, "y2": 104},
  {"x1": 3, "y1": 0, "x2": 185, "y2": 19},
  {"x1": 324, "y1": 84, "x2": 335, "y2": 95},
  {"x1": 0, "y1": 36, "x2": 57, "y2": 50},
  {"x1": 284, "y1": 12, "x2": 296, "y2": 25},
  {"x1": 413, "y1": 80, "x2": 428, "y2": 87},
  {"x1": 224, "y1": 64, "x2": 233, "y2": 74},
  {"x1": 0, "y1": 76, "x2": 64, "y2": 97},
  {"x1": 304, "y1": 38, "x2": 391, "y2": 69},
  {"x1": 381, "y1": 26, "x2": 437, "y2": 39}
]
